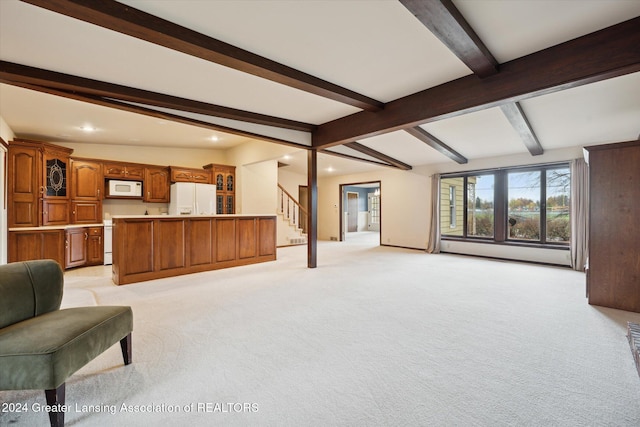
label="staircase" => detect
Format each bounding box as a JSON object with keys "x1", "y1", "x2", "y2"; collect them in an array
[{"x1": 277, "y1": 184, "x2": 307, "y2": 246}]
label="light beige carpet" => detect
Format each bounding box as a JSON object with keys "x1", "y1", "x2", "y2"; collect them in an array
[{"x1": 2, "y1": 232, "x2": 640, "y2": 426}]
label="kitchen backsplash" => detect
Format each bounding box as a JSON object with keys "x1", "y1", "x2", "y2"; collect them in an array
[{"x1": 103, "y1": 199, "x2": 168, "y2": 218}]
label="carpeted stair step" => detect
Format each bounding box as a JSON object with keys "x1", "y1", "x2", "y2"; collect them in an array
[{"x1": 627, "y1": 322, "x2": 640, "y2": 379}]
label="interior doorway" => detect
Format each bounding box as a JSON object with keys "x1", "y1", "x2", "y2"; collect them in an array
[{"x1": 339, "y1": 181, "x2": 381, "y2": 244}]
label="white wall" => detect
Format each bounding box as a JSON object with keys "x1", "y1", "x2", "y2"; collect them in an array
[
  {"x1": 319, "y1": 167, "x2": 430, "y2": 249},
  {"x1": 226, "y1": 140, "x2": 297, "y2": 214},
  {"x1": 241, "y1": 160, "x2": 277, "y2": 215},
  {"x1": 278, "y1": 168, "x2": 306, "y2": 201}
]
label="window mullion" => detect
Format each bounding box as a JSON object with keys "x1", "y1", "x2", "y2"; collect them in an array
[
  {"x1": 540, "y1": 169, "x2": 547, "y2": 244},
  {"x1": 494, "y1": 171, "x2": 507, "y2": 242},
  {"x1": 462, "y1": 176, "x2": 468, "y2": 238}
]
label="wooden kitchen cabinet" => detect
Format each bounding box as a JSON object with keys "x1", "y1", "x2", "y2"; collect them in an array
[
  {"x1": 144, "y1": 166, "x2": 170, "y2": 203},
  {"x1": 8, "y1": 140, "x2": 73, "y2": 227},
  {"x1": 72, "y1": 201, "x2": 102, "y2": 224},
  {"x1": 112, "y1": 215, "x2": 276, "y2": 285},
  {"x1": 8, "y1": 144, "x2": 40, "y2": 227},
  {"x1": 169, "y1": 166, "x2": 211, "y2": 183},
  {"x1": 87, "y1": 227, "x2": 104, "y2": 265},
  {"x1": 205, "y1": 164, "x2": 236, "y2": 214},
  {"x1": 8, "y1": 229, "x2": 65, "y2": 268},
  {"x1": 41, "y1": 199, "x2": 70, "y2": 225},
  {"x1": 103, "y1": 162, "x2": 145, "y2": 180},
  {"x1": 65, "y1": 227, "x2": 87, "y2": 269},
  {"x1": 71, "y1": 159, "x2": 103, "y2": 200},
  {"x1": 65, "y1": 226, "x2": 104, "y2": 268},
  {"x1": 70, "y1": 159, "x2": 103, "y2": 223}
]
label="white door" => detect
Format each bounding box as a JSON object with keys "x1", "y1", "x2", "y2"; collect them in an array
[{"x1": 368, "y1": 193, "x2": 380, "y2": 232}]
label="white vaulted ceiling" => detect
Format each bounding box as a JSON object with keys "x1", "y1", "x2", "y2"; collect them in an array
[{"x1": 0, "y1": 0, "x2": 638, "y2": 176}]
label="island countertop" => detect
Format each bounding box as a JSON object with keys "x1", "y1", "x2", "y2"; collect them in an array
[
  {"x1": 112, "y1": 215, "x2": 277, "y2": 285},
  {"x1": 111, "y1": 214, "x2": 276, "y2": 219}
]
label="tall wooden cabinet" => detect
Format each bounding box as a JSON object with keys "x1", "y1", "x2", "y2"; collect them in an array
[
  {"x1": 8, "y1": 144, "x2": 40, "y2": 227},
  {"x1": 205, "y1": 164, "x2": 236, "y2": 214},
  {"x1": 585, "y1": 140, "x2": 640, "y2": 313},
  {"x1": 8, "y1": 140, "x2": 73, "y2": 227},
  {"x1": 70, "y1": 159, "x2": 103, "y2": 224}
]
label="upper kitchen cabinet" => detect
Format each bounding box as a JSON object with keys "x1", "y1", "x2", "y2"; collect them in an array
[
  {"x1": 204, "y1": 164, "x2": 236, "y2": 214},
  {"x1": 170, "y1": 166, "x2": 211, "y2": 184},
  {"x1": 8, "y1": 140, "x2": 73, "y2": 227},
  {"x1": 144, "y1": 166, "x2": 170, "y2": 203},
  {"x1": 71, "y1": 159, "x2": 103, "y2": 200},
  {"x1": 103, "y1": 161, "x2": 145, "y2": 180}
]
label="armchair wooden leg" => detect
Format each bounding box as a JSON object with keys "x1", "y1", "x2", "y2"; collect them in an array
[
  {"x1": 120, "y1": 333, "x2": 132, "y2": 365},
  {"x1": 44, "y1": 383, "x2": 65, "y2": 427}
]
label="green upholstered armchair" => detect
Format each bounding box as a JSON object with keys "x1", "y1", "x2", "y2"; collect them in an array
[{"x1": 0, "y1": 260, "x2": 133, "y2": 427}]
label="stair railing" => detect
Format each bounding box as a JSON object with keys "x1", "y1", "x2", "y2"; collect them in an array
[{"x1": 277, "y1": 184, "x2": 308, "y2": 232}]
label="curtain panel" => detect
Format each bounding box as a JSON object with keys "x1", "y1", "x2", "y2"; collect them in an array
[
  {"x1": 427, "y1": 173, "x2": 441, "y2": 254},
  {"x1": 570, "y1": 158, "x2": 589, "y2": 271}
]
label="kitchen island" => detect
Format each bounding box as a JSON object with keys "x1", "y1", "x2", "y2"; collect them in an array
[{"x1": 112, "y1": 214, "x2": 276, "y2": 285}]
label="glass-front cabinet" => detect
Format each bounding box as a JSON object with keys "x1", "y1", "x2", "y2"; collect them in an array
[{"x1": 206, "y1": 163, "x2": 236, "y2": 214}]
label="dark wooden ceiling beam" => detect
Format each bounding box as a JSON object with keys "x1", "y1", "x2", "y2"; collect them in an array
[
  {"x1": 344, "y1": 142, "x2": 412, "y2": 170},
  {"x1": 399, "y1": 0, "x2": 498, "y2": 77},
  {"x1": 500, "y1": 102, "x2": 543, "y2": 156},
  {"x1": 21, "y1": 0, "x2": 383, "y2": 112},
  {"x1": 0, "y1": 60, "x2": 315, "y2": 132},
  {"x1": 404, "y1": 127, "x2": 467, "y2": 164},
  {"x1": 313, "y1": 17, "x2": 640, "y2": 148},
  {"x1": 319, "y1": 149, "x2": 399, "y2": 169},
  {"x1": 6, "y1": 80, "x2": 308, "y2": 148}
]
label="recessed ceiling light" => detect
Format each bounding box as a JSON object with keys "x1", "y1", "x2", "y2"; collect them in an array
[
  {"x1": 283, "y1": 155, "x2": 291, "y2": 160},
  {"x1": 80, "y1": 125, "x2": 96, "y2": 133},
  {"x1": 326, "y1": 167, "x2": 334, "y2": 173},
  {"x1": 210, "y1": 135, "x2": 219, "y2": 142}
]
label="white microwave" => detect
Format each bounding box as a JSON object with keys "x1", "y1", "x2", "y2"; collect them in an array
[{"x1": 107, "y1": 180, "x2": 142, "y2": 197}]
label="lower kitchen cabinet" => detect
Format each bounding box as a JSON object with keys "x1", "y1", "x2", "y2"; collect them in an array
[
  {"x1": 65, "y1": 227, "x2": 87, "y2": 268},
  {"x1": 87, "y1": 227, "x2": 104, "y2": 266},
  {"x1": 9, "y1": 227, "x2": 104, "y2": 270},
  {"x1": 8, "y1": 229, "x2": 65, "y2": 268},
  {"x1": 65, "y1": 226, "x2": 104, "y2": 268}
]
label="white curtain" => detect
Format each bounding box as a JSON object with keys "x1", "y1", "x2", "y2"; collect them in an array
[
  {"x1": 427, "y1": 173, "x2": 441, "y2": 254},
  {"x1": 570, "y1": 158, "x2": 589, "y2": 271}
]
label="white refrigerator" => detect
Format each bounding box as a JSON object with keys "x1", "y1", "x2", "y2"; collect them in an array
[{"x1": 169, "y1": 183, "x2": 217, "y2": 215}]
